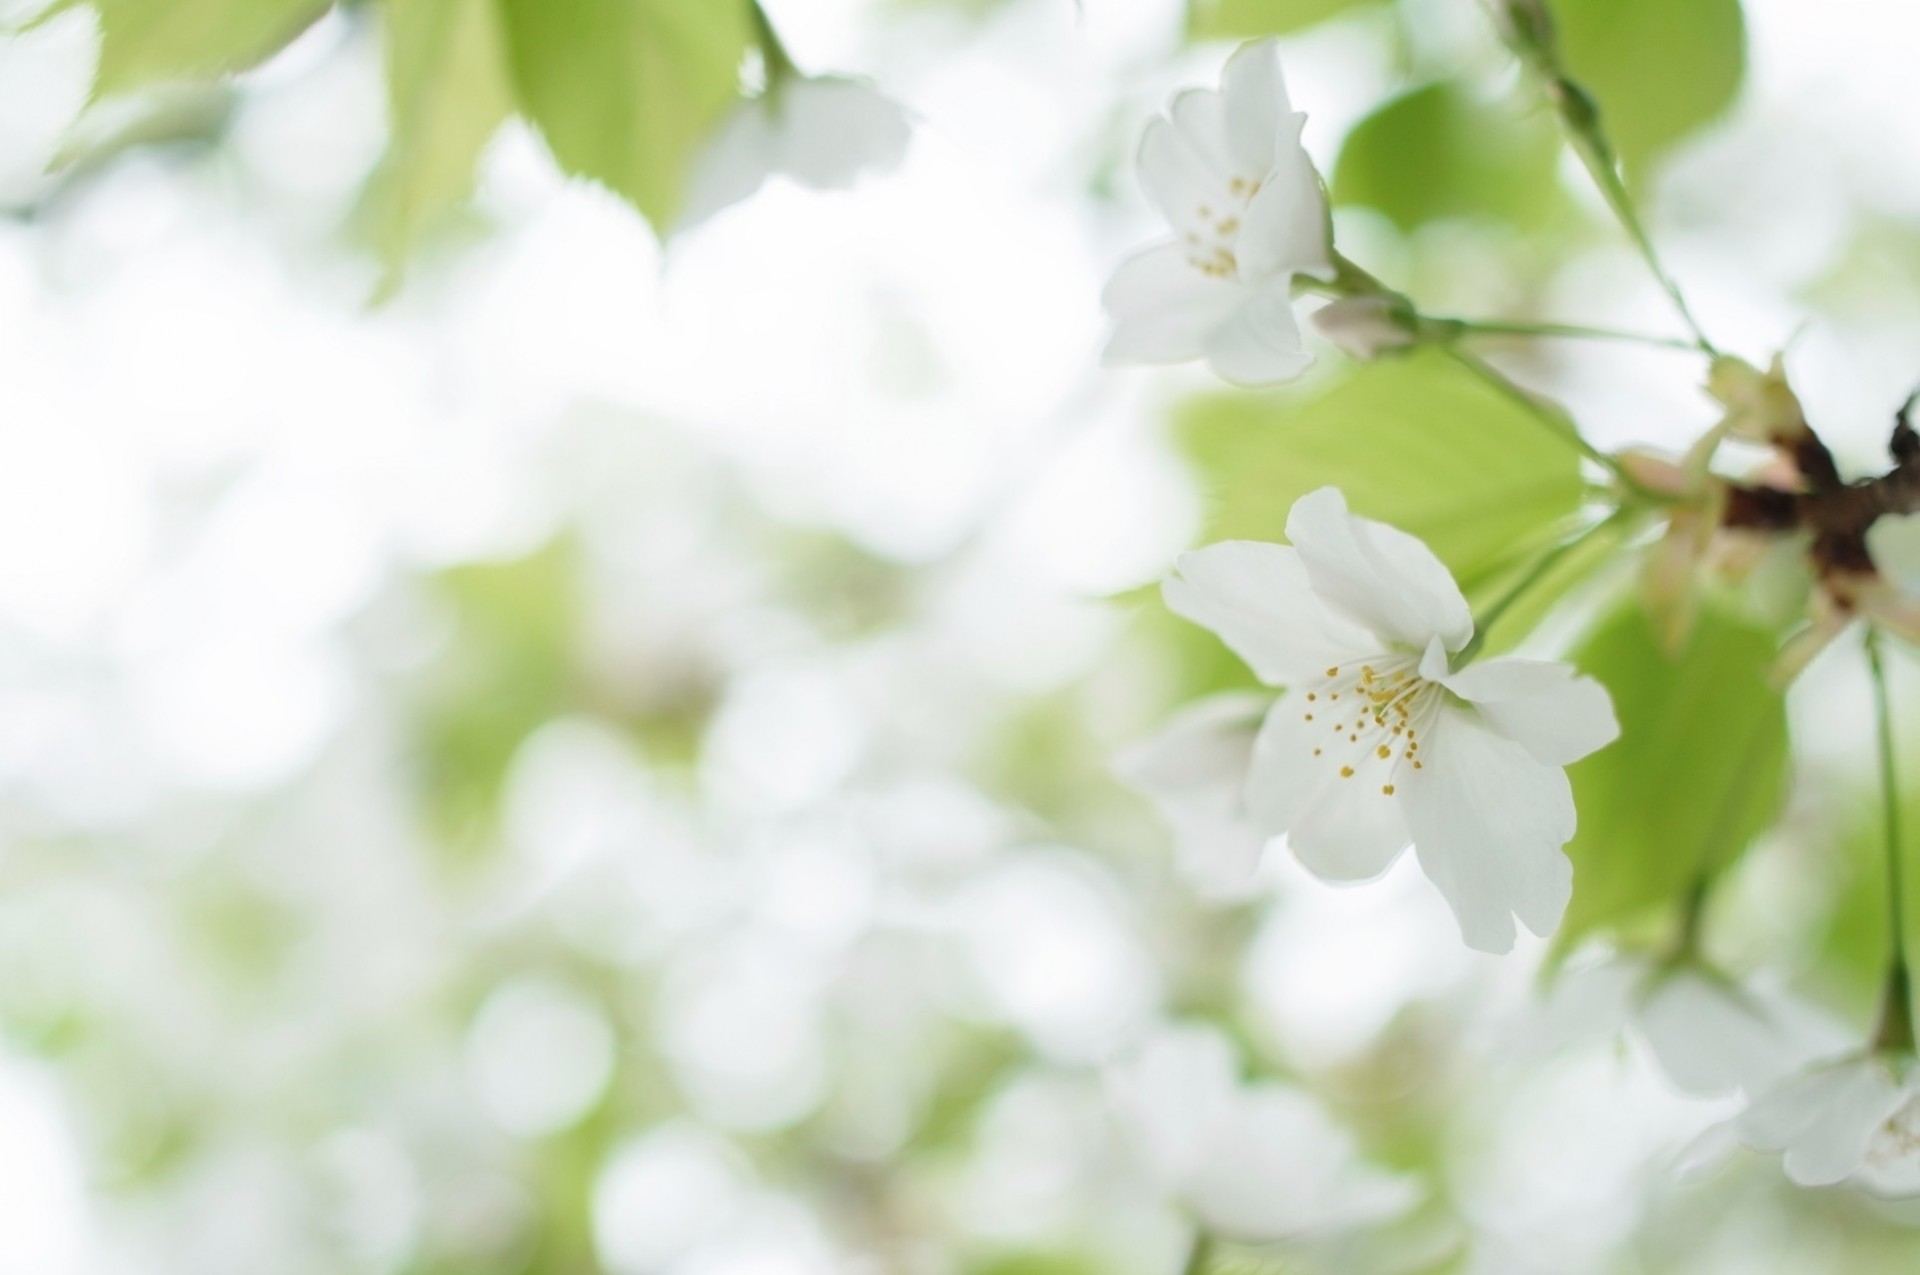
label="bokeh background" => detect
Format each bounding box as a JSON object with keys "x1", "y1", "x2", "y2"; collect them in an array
[{"x1": 3, "y1": 0, "x2": 1920, "y2": 1270}]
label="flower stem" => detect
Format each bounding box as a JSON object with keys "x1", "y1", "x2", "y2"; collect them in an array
[
  {"x1": 1492, "y1": 12, "x2": 1719, "y2": 358},
  {"x1": 1869, "y1": 627, "x2": 1915, "y2": 1054},
  {"x1": 1437, "y1": 317, "x2": 1699, "y2": 353},
  {"x1": 1182, "y1": 1232, "x2": 1214, "y2": 1275},
  {"x1": 749, "y1": 0, "x2": 799, "y2": 83}
]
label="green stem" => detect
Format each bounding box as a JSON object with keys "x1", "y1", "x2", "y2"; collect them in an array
[
  {"x1": 1492, "y1": 11, "x2": 1719, "y2": 357},
  {"x1": 1568, "y1": 133, "x2": 1718, "y2": 358},
  {"x1": 1455, "y1": 509, "x2": 1623, "y2": 664},
  {"x1": 749, "y1": 0, "x2": 798, "y2": 82},
  {"x1": 1182, "y1": 1232, "x2": 1214, "y2": 1275},
  {"x1": 1439, "y1": 317, "x2": 1699, "y2": 353},
  {"x1": 1869, "y1": 627, "x2": 1915, "y2": 1054},
  {"x1": 1666, "y1": 875, "x2": 1712, "y2": 963}
]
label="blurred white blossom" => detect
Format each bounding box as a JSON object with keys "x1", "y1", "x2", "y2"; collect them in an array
[
  {"x1": 679, "y1": 76, "x2": 912, "y2": 232},
  {"x1": 1108, "y1": 1023, "x2": 1416, "y2": 1241}
]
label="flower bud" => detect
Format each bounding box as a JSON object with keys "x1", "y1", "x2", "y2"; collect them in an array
[
  {"x1": 1707, "y1": 354, "x2": 1809, "y2": 448},
  {"x1": 1309, "y1": 296, "x2": 1418, "y2": 362}
]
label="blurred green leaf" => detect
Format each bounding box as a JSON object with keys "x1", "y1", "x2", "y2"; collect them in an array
[
  {"x1": 1556, "y1": 603, "x2": 1788, "y2": 952},
  {"x1": 68, "y1": 0, "x2": 331, "y2": 98},
  {"x1": 494, "y1": 0, "x2": 748, "y2": 231},
  {"x1": 361, "y1": 0, "x2": 515, "y2": 279},
  {"x1": 419, "y1": 539, "x2": 579, "y2": 857},
  {"x1": 1554, "y1": 0, "x2": 1746, "y2": 173},
  {"x1": 1333, "y1": 80, "x2": 1563, "y2": 233},
  {"x1": 1176, "y1": 351, "x2": 1587, "y2": 595},
  {"x1": 1187, "y1": 0, "x2": 1381, "y2": 38}
]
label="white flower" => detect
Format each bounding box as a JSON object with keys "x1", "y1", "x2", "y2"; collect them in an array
[
  {"x1": 1114, "y1": 692, "x2": 1270, "y2": 901},
  {"x1": 1690, "y1": 1054, "x2": 1920, "y2": 1192},
  {"x1": 1109, "y1": 1024, "x2": 1416, "y2": 1241},
  {"x1": 1102, "y1": 39, "x2": 1335, "y2": 386},
  {"x1": 678, "y1": 76, "x2": 912, "y2": 232},
  {"x1": 1524, "y1": 955, "x2": 1839, "y2": 1097},
  {"x1": 1162, "y1": 487, "x2": 1620, "y2": 954}
]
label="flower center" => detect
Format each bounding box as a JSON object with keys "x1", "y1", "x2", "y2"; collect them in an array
[
  {"x1": 1298, "y1": 655, "x2": 1443, "y2": 797},
  {"x1": 1182, "y1": 174, "x2": 1261, "y2": 280}
]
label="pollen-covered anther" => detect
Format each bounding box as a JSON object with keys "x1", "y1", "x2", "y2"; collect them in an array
[
  {"x1": 1339, "y1": 765, "x2": 1355, "y2": 778},
  {"x1": 1381, "y1": 784, "x2": 1395, "y2": 796}
]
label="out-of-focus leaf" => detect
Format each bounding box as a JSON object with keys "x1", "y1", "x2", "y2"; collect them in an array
[
  {"x1": 1187, "y1": 0, "x2": 1381, "y2": 38},
  {"x1": 68, "y1": 0, "x2": 332, "y2": 98},
  {"x1": 361, "y1": 0, "x2": 514, "y2": 279},
  {"x1": 419, "y1": 539, "x2": 579, "y2": 857},
  {"x1": 1333, "y1": 80, "x2": 1563, "y2": 233},
  {"x1": 1177, "y1": 351, "x2": 1587, "y2": 595},
  {"x1": 494, "y1": 0, "x2": 748, "y2": 231},
  {"x1": 1554, "y1": 0, "x2": 1746, "y2": 173},
  {"x1": 1555, "y1": 603, "x2": 1788, "y2": 953}
]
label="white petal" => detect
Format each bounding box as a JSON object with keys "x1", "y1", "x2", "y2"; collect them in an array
[
  {"x1": 1116, "y1": 693, "x2": 1273, "y2": 899},
  {"x1": 1868, "y1": 511, "x2": 1920, "y2": 598},
  {"x1": 1739, "y1": 1060, "x2": 1905, "y2": 1187},
  {"x1": 773, "y1": 77, "x2": 912, "y2": 190},
  {"x1": 1167, "y1": 86, "x2": 1234, "y2": 181},
  {"x1": 1109, "y1": 1025, "x2": 1240, "y2": 1187},
  {"x1": 1201, "y1": 280, "x2": 1313, "y2": 386},
  {"x1": 1635, "y1": 971, "x2": 1807, "y2": 1097},
  {"x1": 1438, "y1": 657, "x2": 1620, "y2": 767},
  {"x1": 1245, "y1": 696, "x2": 1410, "y2": 880},
  {"x1": 1402, "y1": 705, "x2": 1574, "y2": 954},
  {"x1": 1217, "y1": 38, "x2": 1293, "y2": 177},
  {"x1": 1100, "y1": 243, "x2": 1242, "y2": 367},
  {"x1": 676, "y1": 102, "x2": 778, "y2": 231},
  {"x1": 1861, "y1": 1088, "x2": 1920, "y2": 1195},
  {"x1": 1138, "y1": 116, "x2": 1230, "y2": 240},
  {"x1": 1235, "y1": 125, "x2": 1332, "y2": 282},
  {"x1": 1185, "y1": 1084, "x2": 1416, "y2": 1240},
  {"x1": 1284, "y1": 487, "x2": 1474, "y2": 652},
  {"x1": 1161, "y1": 541, "x2": 1380, "y2": 685}
]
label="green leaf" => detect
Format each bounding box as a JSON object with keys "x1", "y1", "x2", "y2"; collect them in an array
[
  {"x1": 1556, "y1": 603, "x2": 1788, "y2": 952},
  {"x1": 419, "y1": 539, "x2": 580, "y2": 859},
  {"x1": 75, "y1": 0, "x2": 332, "y2": 98},
  {"x1": 362, "y1": 0, "x2": 514, "y2": 277},
  {"x1": 1175, "y1": 350, "x2": 1587, "y2": 595},
  {"x1": 1553, "y1": 0, "x2": 1746, "y2": 172},
  {"x1": 494, "y1": 0, "x2": 749, "y2": 231},
  {"x1": 1187, "y1": 0, "x2": 1381, "y2": 38},
  {"x1": 1332, "y1": 80, "x2": 1564, "y2": 233}
]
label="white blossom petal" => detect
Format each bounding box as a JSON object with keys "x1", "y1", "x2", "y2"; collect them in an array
[
  {"x1": 678, "y1": 104, "x2": 781, "y2": 231},
  {"x1": 1245, "y1": 695, "x2": 1410, "y2": 880},
  {"x1": 1138, "y1": 116, "x2": 1231, "y2": 242},
  {"x1": 1636, "y1": 971, "x2": 1810, "y2": 1097},
  {"x1": 1437, "y1": 657, "x2": 1619, "y2": 766},
  {"x1": 1403, "y1": 705, "x2": 1574, "y2": 954},
  {"x1": 1186, "y1": 1086, "x2": 1418, "y2": 1240},
  {"x1": 1217, "y1": 37, "x2": 1293, "y2": 176},
  {"x1": 1284, "y1": 487, "x2": 1474, "y2": 652},
  {"x1": 1101, "y1": 243, "x2": 1242, "y2": 367},
  {"x1": 1162, "y1": 541, "x2": 1380, "y2": 685},
  {"x1": 1116, "y1": 694, "x2": 1272, "y2": 899},
  {"x1": 1738, "y1": 1060, "x2": 1907, "y2": 1187},
  {"x1": 1235, "y1": 128, "x2": 1331, "y2": 282},
  {"x1": 1110, "y1": 1026, "x2": 1240, "y2": 1188},
  {"x1": 775, "y1": 77, "x2": 913, "y2": 190},
  {"x1": 1201, "y1": 281, "x2": 1314, "y2": 386}
]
